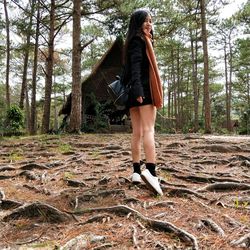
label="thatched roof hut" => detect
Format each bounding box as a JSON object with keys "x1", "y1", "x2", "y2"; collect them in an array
[
  {"x1": 82, "y1": 37, "x2": 124, "y2": 104},
  {"x1": 59, "y1": 37, "x2": 126, "y2": 125}
]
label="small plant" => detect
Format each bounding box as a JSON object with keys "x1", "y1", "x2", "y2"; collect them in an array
[
  {"x1": 58, "y1": 143, "x2": 72, "y2": 153},
  {"x1": 162, "y1": 172, "x2": 172, "y2": 181},
  {"x1": 5, "y1": 105, "x2": 24, "y2": 136},
  {"x1": 64, "y1": 171, "x2": 75, "y2": 180},
  {"x1": 234, "y1": 197, "x2": 249, "y2": 209},
  {"x1": 9, "y1": 150, "x2": 23, "y2": 162},
  {"x1": 234, "y1": 198, "x2": 239, "y2": 209},
  {"x1": 90, "y1": 150, "x2": 100, "y2": 158}
]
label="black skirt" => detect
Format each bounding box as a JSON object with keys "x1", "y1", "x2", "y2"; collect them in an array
[{"x1": 127, "y1": 82, "x2": 152, "y2": 109}]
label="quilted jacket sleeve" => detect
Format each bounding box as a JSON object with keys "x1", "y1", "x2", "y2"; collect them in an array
[{"x1": 128, "y1": 37, "x2": 145, "y2": 99}]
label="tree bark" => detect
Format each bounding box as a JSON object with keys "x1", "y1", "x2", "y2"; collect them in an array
[
  {"x1": 53, "y1": 76, "x2": 58, "y2": 131},
  {"x1": 30, "y1": 0, "x2": 40, "y2": 135},
  {"x1": 176, "y1": 45, "x2": 181, "y2": 130},
  {"x1": 19, "y1": 0, "x2": 36, "y2": 134},
  {"x1": 41, "y1": 0, "x2": 55, "y2": 133},
  {"x1": 3, "y1": 0, "x2": 11, "y2": 108},
  {"x1": 247, "y1": 72, "x2": 250, "y2": 106},
  {"x1": 228, "y1": 36, "x2": 233, "y2": 132},
  {"x1": 190, "y1": 28, "x2": 199, "y2": 132},
  {"x1": 69, "y1": 0, "x2": 82, "y2": 133},
  {"x1": 200, "y1": 0, "x2": 211, "y2": 133},
  {"x1": 224, "y1": 43, "x2": 231, "y2": 132}
]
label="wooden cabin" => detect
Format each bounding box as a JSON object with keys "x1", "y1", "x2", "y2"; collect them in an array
[{"x1": 59, "y1": 37, "x2": 130, "y2": 132}]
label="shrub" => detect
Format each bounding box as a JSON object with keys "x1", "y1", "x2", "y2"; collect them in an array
[{"x1": 5, "y1": 105, "x2": 24, "y2": 136}]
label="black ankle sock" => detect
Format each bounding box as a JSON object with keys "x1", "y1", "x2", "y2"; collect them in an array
[
  {"x1": 146, "y1": 163, "x2": 156, "y2": 176},
  {"x1": 133, "y1": 162, "x2": 141, "y2": 174}
]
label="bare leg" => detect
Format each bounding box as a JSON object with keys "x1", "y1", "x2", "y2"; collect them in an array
[
  {"x1": 138, "y1": 104, "x2": 156, "y2": 163},
  {"x1": 130, "y1": 107, "x2": 143, "y2": 163}
]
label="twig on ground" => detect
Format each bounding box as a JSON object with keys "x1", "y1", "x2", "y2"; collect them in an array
[
  {"x1": 15, "y1": 232, "x2": 44, "y2": 245},
  {"x1": 131, "y1": 225, "x2": 140, "y2": 249}
]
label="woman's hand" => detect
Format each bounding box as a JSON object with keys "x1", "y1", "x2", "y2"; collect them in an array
[{"x1": 136, "y1": 96, "x2": 143, "y2": 103}]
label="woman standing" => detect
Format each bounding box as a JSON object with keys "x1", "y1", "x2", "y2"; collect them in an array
[{"x1": 124, "y1": 9, "x2": 163, "y2": 195}]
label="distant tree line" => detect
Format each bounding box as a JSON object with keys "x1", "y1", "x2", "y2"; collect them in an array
[{"x1": 0, "y1": 0, "x2": 249, "y2": 135}]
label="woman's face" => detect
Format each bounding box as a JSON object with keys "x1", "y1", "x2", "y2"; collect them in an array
[{"x1": 142, "y1": 14, "x2": 152, "y2": 34}]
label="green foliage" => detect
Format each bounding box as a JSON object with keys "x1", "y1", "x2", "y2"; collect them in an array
[
  {"x1": 238, "y1": 107, "x2": 250, "y2": 134},
  {"x1": 0, "y1": 0, "x2": 249, "y2": 135},
  {"x1": 4, "y1": 105, "x2": 24, "y2": 136},
  {"x1": 81, "y1": 93, "x2": 110, "y2": 133},
  {"x1": 58, "y1": 143, "x2": 72, "y2": 153}
]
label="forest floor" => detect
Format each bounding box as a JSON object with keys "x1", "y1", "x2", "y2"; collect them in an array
[{"x1": 0, "y1": 133, "x2": 250, "y2": 250}]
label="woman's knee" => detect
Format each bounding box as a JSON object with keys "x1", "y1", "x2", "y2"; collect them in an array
[
  {"x1": 142, "y1": 126, "x2": 155, "y2": 135},
  {"x1": 132, "y1": 129, "x2": 143, "y2": 140}
]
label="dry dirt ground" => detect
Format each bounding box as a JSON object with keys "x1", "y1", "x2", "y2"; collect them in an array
[{"x1": 0, "y1": 133, "x2": 250, "y2": 250}]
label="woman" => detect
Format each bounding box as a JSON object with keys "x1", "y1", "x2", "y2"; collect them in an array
[{"x1": 124, "y1": 9, "x2": 163, "y2": 196}]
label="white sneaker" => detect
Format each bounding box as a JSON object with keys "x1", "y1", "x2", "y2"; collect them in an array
[
  {"x1": 141, "y1": 169, "x2": 163, "y2": 196},
  {"x1": 131, "y1": 173, "x2": 142, "y2": 184}
]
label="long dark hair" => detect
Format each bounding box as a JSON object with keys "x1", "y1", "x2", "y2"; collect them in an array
[{"x1": 123, "y1": 9, "x2": 153, "y2": 64}]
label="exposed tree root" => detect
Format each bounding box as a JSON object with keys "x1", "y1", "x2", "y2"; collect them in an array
[
  {"x1": 162, "y1": 186, "x2": 208, "y2": 200},
  {"x1": 74, "y1": 189, "x2": 126, "y2": 209},
  {"x1": 241, "y1": 160, "x2": 250, "y2": 167},
  {"x1": 123, "y1": 197, "x2": 142, "y2": 205},
  {"x1": 173, "y1": 174, "x2": 241, "y2": 184},
  {"x1": 190, "y1": 197, "x2": 245, "y2": 228},
  {"x1": 73, "y1": 205, "x2": 199, "y2": 250},
  {"x1": 0, "y1": 199, "x2": 23, "y2": 210},
  {"x1": 2, "y1": 201, "x2": 72, "y2": 223},
  {"x1": 19, "y1": 170, "x2": 40, "y2": 180},
  {"x1": 146, "y1": 201, "x2": 176, "y2": 209},
  {"x1": 0, "y1": 175, "x2": 16, "y2": 180},
  {"x1": 0, "y1": 190, "x2": 5, "y2": 200},
  {"x1": 160, "y1": 178, "x2": 188, "y2": 188},
  {"x1": 197, "y1": 182, "x2": 250, "y2": 192},
  {"x1": 0, "y1": 165, "x2": 16, "y2": 172},
  {"x1": 23, "y1": 184, "x2": 51, "y2": 195},
  {"x1": 160, "y1": 166, "x2": 184, "y2": 174},
  {"x1": 15, "y1": 232, "x2": 44, "y2": 245},
  {"x1": 191, "y1": 159, "x2": 229, "y2": 165},
  {"x1": 155, "y1": 241, "x2": 168, "y2": 249},
  {"x1": 230, "y1": 155, "x2": 250, "y2": 162},
  {"x1": 131, "y1": 225, "x2": 139, "y2": 249},
  {"x1": 65, "y1": 179, "x2": 88, "y2": 187},
  {"x1": 20, "y1": 163, "x2": 49, "y2": 170},
  {"x1": 200, "y1": 218, "x2": 225, "y2": 236},
  {"x1": 191, "y1": 144, "x2": 243, "y2": 153},
  {"x1": 92, "y1": 242, "x2": 117, "y2": 250},
  {"x1": 78, "y1": 213, "x2": 112, "y2": 225},
  {"x1": 231, "y1": 232, "x2": 250, "y2": 248}
]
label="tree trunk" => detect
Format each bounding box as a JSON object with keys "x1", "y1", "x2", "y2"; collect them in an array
[
  {"x1": 3, "y1": 0, "x2": 11, "y2": 108},
  {"x1": 228, "y1": 37, "x2": 233, "y2": 132},
  {"x1": 200, "y1": 0, "x2": 211, "y2": 133},
  {"x1": 20, "y1": 0, "x2": 36, "y2": 134},
  {"x1": 69, "y1": 0, "x2": 82, "y2": 133},
  {"x1": 247, "y1": 72, "x2": 250, "y2": 106},
  {"x1": 30, "y1": 0, "x2": 40, "y2": 135},
  {"x1": 53, "y1": 76, "x2": 58, "y2": 131},
  {"x1": 190, "y1": 28, "x2": 199, "y2": 132},
  {"x1": 167, "y1": 69, "x2": 171, "y2": 119},
  {"x1": 41, "y1": 0, "x2": 55, "y2": 133},
  {"x1": 224, "y1": 43, "x2": 230, "y2": 132},
  {"x1": 176, "y1": 45, "x2": 181, "y2": 130}
]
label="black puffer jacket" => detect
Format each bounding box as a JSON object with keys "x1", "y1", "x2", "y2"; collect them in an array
[{"x1": 125, "y1": 36, "x2": 152, "y2": 108}]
